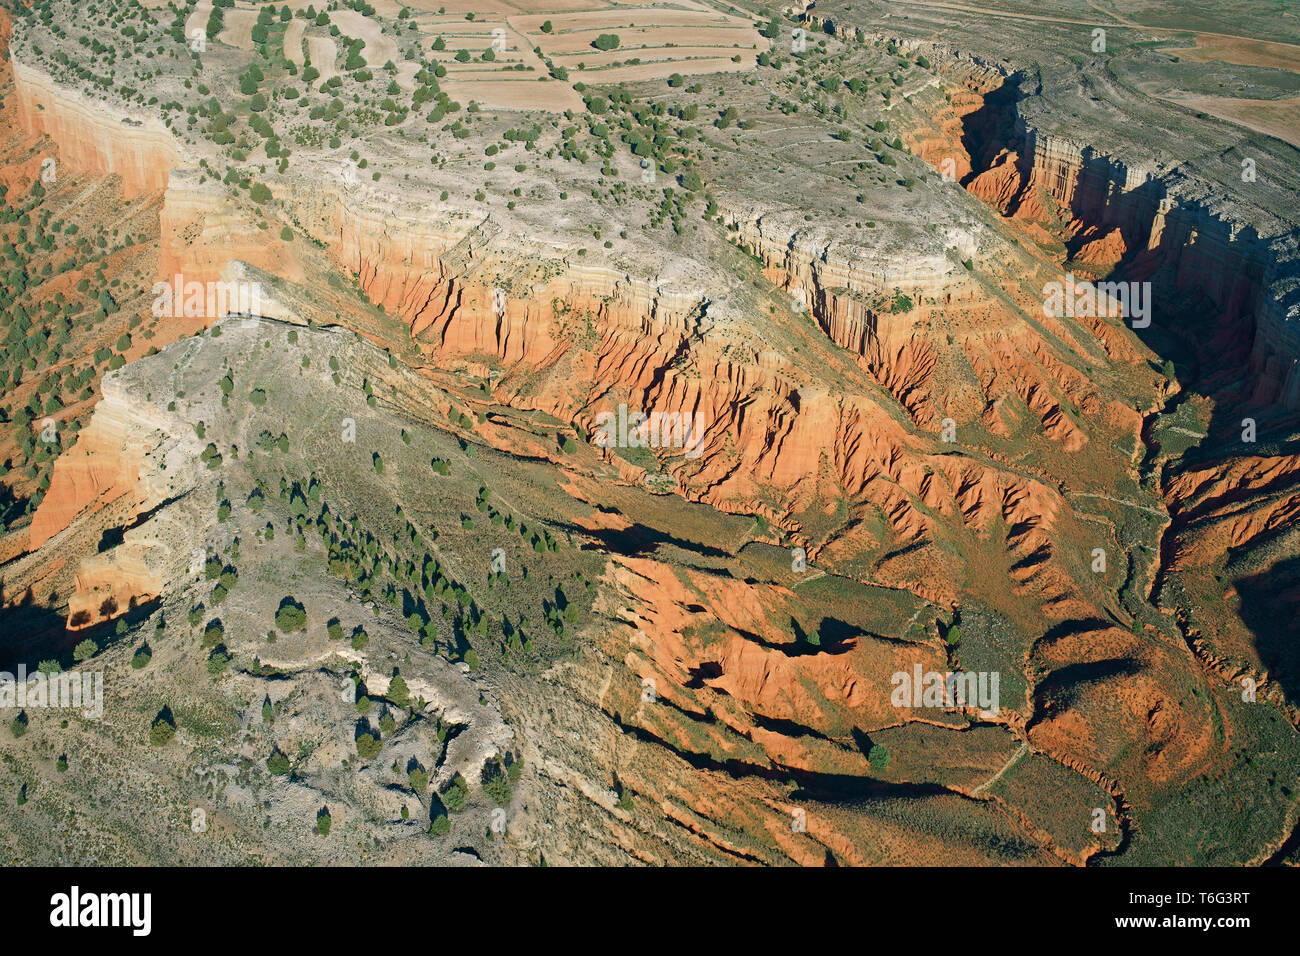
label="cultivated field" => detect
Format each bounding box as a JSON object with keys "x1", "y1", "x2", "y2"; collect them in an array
[
  {"x1": 330, "y1": 9, "x2": 401, "y2": 67},
  {"x1": 414, "y1": 2, "x2": 762, "y2": 110},
  {"x1": 1160, "y1": 33, "x2": 1300, "y2": 73},
  {"x1": 306, "y1": 36, "x2": 339, "y2": 82},
  {"x1": 1162, "y1": 91, "x2": 1300, "y2": 148},
  {"x1": 514, "y1": 6, "x2": 760, "y2": 83},
  {"x1": 219, "y1": 8, "x2": 259, "y2": 52}
]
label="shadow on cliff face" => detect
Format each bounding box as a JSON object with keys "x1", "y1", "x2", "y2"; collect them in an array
[
  {"x1": 958, "y1": 90, "x2": 1300, "y2": 546},
  {"x1": 958, "y1": 78, "x2": 1286, "y2": 426},
  {"x1": 574, "y1": 519, "x2": 730, "y2": 559},
  {"x1": 0, "y1": 586, "x2": 69, "y2": 672},
  {"x1": 1237, "y1": 555, "x2": 1300, "y2": 700},
  {"x1": 0, "y1": 584, "x2": 159, "y2": 673},
  {"x1": 958, "y1": 76, "x2": 1026, "y2": 196}
]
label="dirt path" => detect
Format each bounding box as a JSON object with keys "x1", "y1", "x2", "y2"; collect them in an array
[{"x1": 971, "y1": 740, "x2": 1029, "y2": 796}]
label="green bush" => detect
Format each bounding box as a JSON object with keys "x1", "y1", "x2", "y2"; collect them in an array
[
  {"x1": 149, "y1": 714, "x2": 175, "y2": 747},
  {"x1": 484, "y1": 771, "x2": 512, "y2": 806},
  {"x1": 867, "y1": 743, "x2": 890, "y2": 770},
  {"x1": 275, "y1": 598, "x2": 307, "y2": 632},
  {"x1": 266, "y1": 750, "x2": 291, "y2": 774},
  {"x1": 387, "y1": 673, "x2": 409, "y2": 708},
  {"x1": 206, "y1": 647, "x2": 231, "y2": 676},
  {"x1": 442, "y1": 774, "x2": 468, "y2": 811}
]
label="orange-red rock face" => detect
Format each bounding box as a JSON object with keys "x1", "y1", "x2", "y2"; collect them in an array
[
  {"x1": 67, "y1": 545, "x2": 162, "y2": 631},
  {"x1": 159, "y1": 169, "x2": 305, "y2": 291},
  {"x1": 27, "y1": 380, "x2": 148, "y2": 550},
  {"x1": 10, "y1": 60, "x2": 180, "y2": 199}
]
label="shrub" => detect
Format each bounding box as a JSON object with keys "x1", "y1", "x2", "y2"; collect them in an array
[
  {"x1": 266, "y1": 750, "x2": 291, "y2": 774},
  {"x1": 202, "y1": 622, "x2": 224, "y2": 648},
  {"x1": 867, "y1": 743, "x2": 890, "y2": 770},
  {"x1": 355, "y1": 732, "x2": 382, "y2": 758},
  {"x1": 442, "y1": 774, "x2": 468, "y2": 811},
  {"x1": 73, "y1": 638, "x2": 98, "y2": 663},
  {"x1": 148, "y1": 712, "x2": 175, "y2": 746},
  {"x1": 206, "y1": 646, "x2": 231, "y2": 676},
  {"x1": 10, "y1": 711, "x2": 28, "y2": 738},
  {"x1": 387, "y1": 673, "x2": 409, "y2": 708},
  {"x1": 592, "y1": 33, "x2": 619, "y2": 51},
  {"x1": 316, "y1": 807, "x2": 332, "y2": 835},
  {"x1": 275, "y1": 598, "x2": 307, "y2": 632},
  {"x1": 484, "y1": 771, "x2": 512, "y2": 806}
]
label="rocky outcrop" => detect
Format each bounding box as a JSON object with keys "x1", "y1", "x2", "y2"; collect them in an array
[
  {"x1": 956, "y1": 77, "x2": 1300, "y2": 409},
  {"x1": 159, "y1": 169, "x2": 305, "y2": 288},
  {"x1": 10, "y1": 59, "x2": 180, "y2": 198},
  {"x1": 27, "y1": 374, "x2": 161, "y2": 550}
]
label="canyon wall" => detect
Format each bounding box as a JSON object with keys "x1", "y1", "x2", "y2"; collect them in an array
[
  {"x1": 972, "y1": 116, "x2": 1300, "y2": 409},
  {"x1": 10, "y1": 59, "x2": 181, "y2": 199},
  {"x1": 811, "y1": 18, "x2": 1300, "y2": 411},
  {"x1": 27, "y1": 370, "x2": 175, "y2": 550}
]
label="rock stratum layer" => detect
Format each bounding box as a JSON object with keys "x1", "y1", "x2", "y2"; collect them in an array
[{"x1": 4, "y1": 1, "x2": 1300, "y2": 866}]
